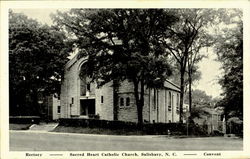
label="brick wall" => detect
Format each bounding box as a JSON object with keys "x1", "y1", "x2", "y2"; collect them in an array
[
  {"x1": 117, "y1": 92, "x2": 137, "y2": 122},
  {"x1": 117, "y1": 81, "x2": 150, "y2": 123}
]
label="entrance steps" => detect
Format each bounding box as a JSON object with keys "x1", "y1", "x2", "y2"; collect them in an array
[{"x1": 29, "y1": 122, "x2": 58, "y2": 132}]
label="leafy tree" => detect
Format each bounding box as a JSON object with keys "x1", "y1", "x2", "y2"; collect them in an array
[
  {"x1": 186, "y1": 89, "x2": 213, "y2": 108},
  {"x1": 53, "y1": 9, "x2": 178, "y2": 124},
  {"x1": 185, "y1": 89, "x2": 213, "y2": 120},
  {"x1": 163, "y1": 9, "x2": 216, "y2": 122},
  {"x1": 214, "y1": 9, "x2": 243, "y2": 120},
  {"x1": 187, "y1": 47, "x2": 206, "y2": 113},
  {"x1": 169, "y1": 59, "x2": 201, "y2": 93},
  {"x1": 9, "y1": 11, "x2": 69, "y2": 116}
]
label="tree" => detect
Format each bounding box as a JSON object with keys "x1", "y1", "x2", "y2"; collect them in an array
[
  {"x1": 187, "y1": 45, "x2": 206, "y2": 113},
  {"x1": 185, "y1": 89, "x2": 213, "y2": 120},
  {"x1": 163, "y1": 9, "x2": 216, "y2": 122},
  {"x1": 53, "y1": 9, "x2": 178, "y2": 124},
  {"x1": 186, "y1": 89, "x2": 213, "y2": 108},
  {"x1": 9, "y1": 11, "x2": 69, "y2": 116},
  {"x1": 169, "y1": 59, "x2": 201, "y2": 94},
  {"x1": 214, "y1": 9, "x2": 243, "y2": 120}
]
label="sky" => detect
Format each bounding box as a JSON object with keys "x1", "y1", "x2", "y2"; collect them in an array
[{"x1": 12, "y1": 9, "x2": 223, "y2": 98}]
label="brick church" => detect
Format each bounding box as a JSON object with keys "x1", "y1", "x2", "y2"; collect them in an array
[{"x1": 60, "y1": 54, "x2": 181, "y2": 123}]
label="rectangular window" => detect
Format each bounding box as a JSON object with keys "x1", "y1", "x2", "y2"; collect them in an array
[
  {"x1": 72, "y1": 97, "x2": 74, "y2": 104},
  {"x1": 153, "y1": 89, "x2": 156, "y2": 109},
  {"x1": 87, "y1": 83, "x2": 91, "y2": 91},
  {"x1": 120, "y1": 98, "x2": 124, "y2": 106},
  {"x1": 57, "y1": 106, "x2": 61, "y2": 114},
  {"x1": 176, "y1": 94, "x2": 179, "y2": 113},
  {"x1": 168, "y1": 92, "x2": 171, "y2": 111},
  {"x1": 126, "y1": 97, "x2": 130, "y2": 106},
  {"x1": 101, "y1": 96, "x2": 104, "y2": 103}
]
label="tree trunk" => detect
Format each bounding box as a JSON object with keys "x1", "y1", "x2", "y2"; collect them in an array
[
  {"x1": 179, "y1": 50, "x2": 189, "y2": 123},
  {"x1": 139, "y1": 79, "x2": 144, "y2": 124},
  {"x1": 133, "y1": 78, "x2": 143, "y2": 125},
  {"x1": 113, "y1": 79, "x2": 119, "y2": 120},
  {"x1": 188, "y1": 70, "x2": 192, "y2": 113},
  {"x1": 179, "y1": 69, "x2": 185, "y2": 123}
]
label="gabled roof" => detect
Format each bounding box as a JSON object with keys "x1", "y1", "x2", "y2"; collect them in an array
[{"x1": 164, "y1": 80, "x2": 180, "y2": 92}]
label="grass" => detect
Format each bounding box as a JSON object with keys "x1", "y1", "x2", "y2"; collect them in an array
[
  {"x1": 52, "y1": 126, "x2": 145, "y2": 135},
  {"x1": 9, "y1": 123, "x2": 32, "y2": 130}
]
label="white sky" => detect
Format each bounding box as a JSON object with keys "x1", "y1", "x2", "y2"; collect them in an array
[{"x1": 12, "y1": 9, "x2": 223, "y2": 98}]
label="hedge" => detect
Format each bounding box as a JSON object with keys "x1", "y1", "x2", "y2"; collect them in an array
[
  {"x1": 58, "y1": 118, "x2": 208, "y2": 136},
  {"x1": 9, "y1": 116, "x2": 40, "y2": 124}
]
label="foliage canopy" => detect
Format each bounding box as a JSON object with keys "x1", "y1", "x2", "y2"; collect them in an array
[{"x1": 9, "y1": 11, "x2": 69, "y2": 115}]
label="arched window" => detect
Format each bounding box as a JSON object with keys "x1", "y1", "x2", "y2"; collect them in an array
[
  {"x1": 120, "y1": 98, "x2": 124, "y2": 106},
  {"x1": 126, "y1": 97, "x2": 130, "y2": 106},
  {"x1": 168, "y1": 92, "x2": 171, "y2": 111}
]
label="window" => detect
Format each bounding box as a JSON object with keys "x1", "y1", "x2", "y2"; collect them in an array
[
  {"x1": 87, "y1": 83, "x2": 91, "y2": 92},
  {"x1": 80, "y1": 76, "x2": 86, "y2": 96},
  {"x1": 101, "y1": 96, "x2": 104, "y2": 104},
  {"x1": 168, "y1": 92, "x2": 171, "y2": 111},
  {"x1": 153, "y1": 89, "x2": 156, "y2": 109},
  {"x1": 126, "y1": 97, "x2": 130, "y2": 106},
  {"x1": 72, "y1": 97, "x2": 74, "y2": 104},
  {"x1": 120, "y1": 98, "x2": 124, "y2": 106},
  {"x1": 176, "y1": 94, "x2": 179, "y2": 113},
  {"x1": 57, "y1": 106, "x2": 61, "y2": 114}
]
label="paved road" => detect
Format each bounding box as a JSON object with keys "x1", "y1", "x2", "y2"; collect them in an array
[{"x1": 10, "y1": 131, "x2": 243, "y2": 151}]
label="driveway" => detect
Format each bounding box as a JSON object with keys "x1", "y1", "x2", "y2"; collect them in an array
[{"x1": 10, "y1": 130, "x2": 243, "y2": 151}]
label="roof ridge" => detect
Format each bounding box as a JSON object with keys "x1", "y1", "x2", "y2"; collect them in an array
[{"x1": 165, "y1": 79, "x2": 180, "y2": 89}]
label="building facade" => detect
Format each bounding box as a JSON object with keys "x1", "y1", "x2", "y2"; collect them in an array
[
  {"x1": 60, "y1": 55, "x2": 181, "y2": 123},
  {"x1": 38, "y1": 94, "x2": 61, "y2": 121},
  {"x1": 193, "y1": 107, "x2": 223, "y2": 134},
  {"x1": 45, "y1": 95, "x2": 61, "y2": 120}
]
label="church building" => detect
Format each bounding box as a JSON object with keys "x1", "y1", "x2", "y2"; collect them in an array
[{"x1": 60, "y1": 55, "x2": 181, "y2": 123}]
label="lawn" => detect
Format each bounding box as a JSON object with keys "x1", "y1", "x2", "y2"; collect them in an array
[{"x1": 9, "y1": 124, "x2": 32, "y2": 130}]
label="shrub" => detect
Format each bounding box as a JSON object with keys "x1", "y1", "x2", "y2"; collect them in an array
[{"x1": 58, "y1": 118, "x2": 196, "y2": 135}]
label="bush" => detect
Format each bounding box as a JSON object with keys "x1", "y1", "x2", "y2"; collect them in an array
[
  {"x1": 58, "y1": 118, "x2": 209, "y2": 136},
  {"x1": 211, "y1": 130, "x2": 224, "y2": 136},
  {"x1": 185, "y1": 123, "x2": 208, "y2": 136}
]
